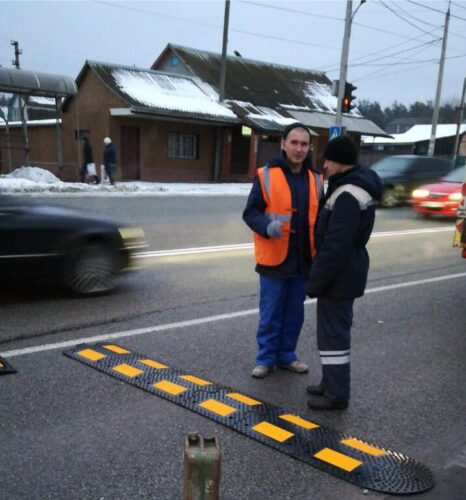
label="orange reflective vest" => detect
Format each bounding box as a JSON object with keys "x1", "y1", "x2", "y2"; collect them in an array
[{"x1": 254, "y1": 166, "x2": 323, "y2": 266}]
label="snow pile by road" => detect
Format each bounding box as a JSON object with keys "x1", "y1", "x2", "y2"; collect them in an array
[{"x1": 0, "y1": 166, "x2": 252, "y2": 196}]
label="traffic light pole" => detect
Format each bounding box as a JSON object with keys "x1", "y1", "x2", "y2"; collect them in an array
[{"x1": 335, "y1": 1, "x2": 353, "y2": 129}]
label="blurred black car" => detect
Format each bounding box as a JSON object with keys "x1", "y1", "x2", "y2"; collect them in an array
[
  {"x1": 0, "y1": 197, "x2": 147, "y2": 295},
  {"x1": 369, "y1": 155, "x2": 452, "y2": 207}
]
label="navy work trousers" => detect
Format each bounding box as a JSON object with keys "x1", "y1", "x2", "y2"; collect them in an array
[
  {"x1": 256, "y1": 275, "x2": 307, "y2": 367},
  {"x1": 317, "y1": 297, "x2": 354, "y2": 403}
]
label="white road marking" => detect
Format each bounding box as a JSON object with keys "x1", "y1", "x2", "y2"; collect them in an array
[
  {"x1": 2, "y1": 271, "x2": 465, "y2": 359},
  {"x1": 137, "y1": 226, "x2": 454, "y2": 258}
]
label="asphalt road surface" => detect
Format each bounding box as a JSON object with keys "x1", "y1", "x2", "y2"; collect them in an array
[{"x1": 1, "y1": 196, "x2": 465, "y2": 499}]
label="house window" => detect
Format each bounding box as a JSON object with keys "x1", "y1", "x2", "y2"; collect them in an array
[{"x1": 168, "y1": 133, "x2": 199, "y2": 159}]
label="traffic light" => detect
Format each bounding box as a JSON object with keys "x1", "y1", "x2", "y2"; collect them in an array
[{"x1": 341, "y1": 82, "x2": 357, "y2": 113}]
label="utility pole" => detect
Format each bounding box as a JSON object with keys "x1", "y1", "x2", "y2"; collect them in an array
[
  {"x1": 428, "y1": 2, "x2": 450, "y2": 156},
  {"x1": 11, "y1": 39, "x2": 30, "y2": 166},
  {"x1": 214, "y1": 0, "x2": 230, "y2": 181},
  {"x1": 452, "y1": 77, "x2": 466, "y2": 168},
  {"x1": 219, "y1": 0, "x2": 230, "y2": 102},
  {"x1": 11, "y1": 40, "x2": 21, "y2": 69},
  {"x1": 335, "y1": 1, "x2": 353, "y2": 129}
]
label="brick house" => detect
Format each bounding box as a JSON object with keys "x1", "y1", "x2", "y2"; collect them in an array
[
  {"x1": 60, "y1": 60, "x2": 240, "y2": 182},
  {"x1": 152, "y1": 44, "x2": 388, "y2": 176},
  {"x1": 2, "y1": 44, "x2": 388, "y2": 182}
]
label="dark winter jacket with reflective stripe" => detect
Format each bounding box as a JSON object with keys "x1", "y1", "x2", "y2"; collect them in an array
[
  {"x1": 243, "y1": 152, "x2": 323, "y2": 278},
  {"x1": 307, "y1": 165, "x2": 382, "y2": 298}
]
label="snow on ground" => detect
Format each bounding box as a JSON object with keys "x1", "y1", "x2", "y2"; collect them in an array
[{"x1": 0, "y1": 166, "x2": 252, "y2": 197}]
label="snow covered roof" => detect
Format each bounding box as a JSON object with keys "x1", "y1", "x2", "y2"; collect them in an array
[
  {"x1": 229, "y1": 101, "x2": 317, "y2": 134},
  {"x1": 286, "y1": 108, "x2": 389, "y2": 137},
  {"x1": 362, "y1": 124, "x2": 466, "y2": 144},
  {"x1": 81, "y1": 61, "x2": 238, "y2": 124},
  {"x1": 153, "y1": 44, "x2": 361, "y2": 118},
  {"x1": 149, "y1": 44, "x2": 393, "y2": 136}
]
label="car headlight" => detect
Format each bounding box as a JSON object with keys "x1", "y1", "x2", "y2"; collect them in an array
[
  {"x1": 118, "y1": 227, "x2": 147, "y2": 250},
  {"x1": 412, "y1": 189, "x2": 430, "y2": 198},
  {"x1": 448, "y1": 192, "x2": 462, "y2": 201}
]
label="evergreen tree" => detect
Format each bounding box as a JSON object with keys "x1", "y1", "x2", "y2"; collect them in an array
[
  {"x1": 357, "y1": 98, "x2": 464, "y2": 129},
  {"x1": 357, "y1": 99, "x2": 386, "y2": 128}
]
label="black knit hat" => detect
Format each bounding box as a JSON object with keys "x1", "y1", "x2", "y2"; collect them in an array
[{"x1": 324, "y1": 136, "x2": 358, "y2": 165}]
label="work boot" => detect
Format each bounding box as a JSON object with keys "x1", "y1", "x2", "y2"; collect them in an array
[
  {"x1": 277, "y1": 360, "x2": 308, "y2": 373},
  {"x1": 307, "y1": 395, "x2": 348, "y2": 411},
  {"x1": 251, "y1": 365, "x2": 273, "y2": 379},
  {"x1": 306, "y1": 383, "x2": 325, "y2": 396}
]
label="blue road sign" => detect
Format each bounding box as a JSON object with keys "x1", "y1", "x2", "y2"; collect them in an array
[{"x1": 329, "y1": 126, "x2": 342, "y2": 140}]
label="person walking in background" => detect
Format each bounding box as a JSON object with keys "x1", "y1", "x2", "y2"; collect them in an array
[
  {"x1": 80, "y1": 137, "x2": 98, "y2": 183},
  {"x1": 306, "y1": 136, "x2": 382, "y2": 410},
  {"x1": 103, "y1": 137, "x2": 116, "y2": 185},
  {"x1": 243, "y1": 123, "x2": 324, "y2": 379}
]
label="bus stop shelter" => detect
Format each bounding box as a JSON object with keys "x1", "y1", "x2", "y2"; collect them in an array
[{"x1": 0, "y1": 66, "x2": 77, "y2": 172}]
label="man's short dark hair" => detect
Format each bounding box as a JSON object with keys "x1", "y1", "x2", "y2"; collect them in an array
[{"x1": 282, "y1": 122, "x2": 312, "y2": 141}]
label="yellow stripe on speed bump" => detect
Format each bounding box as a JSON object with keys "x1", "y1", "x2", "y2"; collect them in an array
[
  {"x1": 180, "y1": 375, "x2": 212, "y2": 386},
  {"x1": 77, "y1": 349, "x2": 106, "y2": 361},
  {"x1": 139, "y1": 359, "x2": 168, "y2": 369},
  {"x1": 252, "y1": 421, "x2": 294, "y2": 443},
  {"x1": 226, "y1": 393, "x2": 262, "y2": 406},
  {"x1": 63, "y1": 342, "x2": 435, "y2": 495},
  {"x1": 342, "y1": 438, "x2": 386, "y2": 456},
  {"x1": 154, "y1": 380, "x2": 187, "y2": 396},
  {"x1": 112, "y1": 364, "x2": 143, "y2": 378},
  {"x1": 279, "y1": 414, "x2": 319, "y2": 430},
  {"x1": 314, "y1": 448, "x2": 362, "y2": 472},
  {"x1": 199, "y1": 399, "x2": 236, "y2": 417},
  {"x1": 103, "y1": 345, "x2": 130, "y2": 354}
]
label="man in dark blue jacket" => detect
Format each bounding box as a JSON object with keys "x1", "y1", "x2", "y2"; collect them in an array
[
  {"x1": 306, "y1": 136, "x2": 382, "y2": 410},
  {"x1": 103, "y1": 137, "x2": 117, "y2": 185}
]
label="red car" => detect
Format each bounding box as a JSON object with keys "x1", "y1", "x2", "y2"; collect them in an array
[{"x1": 411, "y1": 167, "x2": 463, "y2": 216}]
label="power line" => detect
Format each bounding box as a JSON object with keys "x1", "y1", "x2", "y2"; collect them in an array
[
  {"x1": 355, "y1": 49, "x2": 466, "y2": 83},
  {"x1": 451, "y1": 1, "x2": 466, "y2": 11},
  {"x1": 94, "y1": 0, "x2": 339, "y2": 51},
  {"x1": 355, "y1": 41, "x2": 439, "y2": 82},
  {"x1": 406, "y1": 0, "x2": 466, "y2": 21},
  {"x1": 356, "y1": 60, "x2": 433, "y2": 84},
  {"x1": 390, "y1": 0, "x2": 442, "y2": 28},
  {"x1": 348, "y1": 38, "x2": 442, "y2": 68},
  {"x1": 353, "y1": 52, "x2": 466, "y2": 66},
  {"x1": 242, "y1": 0, "x2": 441, "y2": 42},
  {"x1": 238, "y1": 0, "x2": 343, "y2": 21},
  {"x1": 320, "y1": 35, "x2": 441, "y2": 72},
  {"x1": 378, "y1": 0, "x2": 443, "y2": 37}
]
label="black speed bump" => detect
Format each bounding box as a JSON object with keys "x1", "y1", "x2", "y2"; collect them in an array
[
  {"x1": 0, "y1": 356, "x2": 16, "y2": 375},
  {"x1": 63, "y1": 343, "x2": 434, "y2": 495}
]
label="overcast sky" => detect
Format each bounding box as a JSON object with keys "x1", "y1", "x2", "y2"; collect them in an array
[{"x1": 1, "y1": 0, "x2": 465, "y2": 109}]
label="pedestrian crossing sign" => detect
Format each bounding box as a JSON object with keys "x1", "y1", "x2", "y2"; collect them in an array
[{"x1": 329, "y1": 126, "x2": 342, "y2": 140}]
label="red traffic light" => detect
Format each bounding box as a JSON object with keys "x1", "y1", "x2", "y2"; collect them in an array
[{"x1": 341, "y1": 82, "x2": 357, "y2": 113}]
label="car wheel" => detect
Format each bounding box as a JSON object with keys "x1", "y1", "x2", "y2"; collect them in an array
[
  {"x1": 66, "y1": 243, "x2": 118, "y2": 295},
  {"x1": 381, "y1": 189, "x2": 398, "y2": 208}
]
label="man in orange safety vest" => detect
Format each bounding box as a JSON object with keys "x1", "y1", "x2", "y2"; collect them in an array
[{"x1": 243, "y1": 122, "x2": 323, "y2": 378}]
